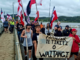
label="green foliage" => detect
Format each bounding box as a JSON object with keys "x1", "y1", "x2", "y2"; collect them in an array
[{"x1": 0, "y1": 14, "x2": 80, "y2": 23}]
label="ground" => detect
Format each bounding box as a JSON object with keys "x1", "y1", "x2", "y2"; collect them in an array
[{"x1": 0, "y1": 32, "x2": 14, "y2": 60}]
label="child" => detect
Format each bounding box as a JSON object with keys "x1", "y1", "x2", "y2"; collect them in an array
[
  {"x1": 69, "y1": 28, "x2": 80, "y2": 60},
  {"x1": 32, "y1": 25, "x2": 43, "y2": 60}
]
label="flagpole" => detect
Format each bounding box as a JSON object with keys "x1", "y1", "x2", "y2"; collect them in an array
[
  {"x1": 21, "y1": 0, "x2": 28, "y2": 53},
  {"x1": 35, "y1": 0, "x2": 39, "y2": 22},
  {"x1": 49, "y1": 0, "x2": 51, "y2": 18},
  {"x1": 13, "y1": 2, "x2": 14, "y2": 20}
]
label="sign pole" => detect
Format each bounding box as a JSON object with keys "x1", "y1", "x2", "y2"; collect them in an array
[{"x1": 21, "y1": 0, "x2": 28, "y2": 53}]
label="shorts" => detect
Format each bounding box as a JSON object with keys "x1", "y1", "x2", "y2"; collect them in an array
[
  {"x1": 24, "y1": 46, "x2": 32, "y2": 51},
  {"x1": 4, "y1": 27, "x2": 8, "y2": 29},
  {"x1": 71, "y1": 52, "x2": 78, "y2": 56}
]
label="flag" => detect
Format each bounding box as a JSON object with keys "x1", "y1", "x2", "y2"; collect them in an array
[
  {"x1": 20, "y1": 14, "x2": 24, "y2": 26},
  {"x1": 27, "y1": 16, "x2": 30, "y2": 24},
  {"x1": 35, "y1": 11, "x2": 39, "y2": 21},
  {"x1": 25, "y1": 16, "x2": 30, "y2": 25},
  {"x1": 37, "y1": 0, "x2": 42, "y2": 6},
  {"x1": 30, "y1": 0, "x2": 36, "y2": 8},
  {"x1": 17, "y1": 0, "x2": 24, "y2": 26},
  {"x1": 50, "y1": 7, "x2": 58, "y2": 29},
  {"x1": 26, "y1": 0, "x2": 36, "y2": 15},
  {"x1": 24, "y1": 11, "x2": 27, "y2": 16},
  {"x1": 7, "y1": 14, "x2": 12, "y2": 20},
  {"x1": 17, "y1": 0, "x2": 22, "y2": 17},
  {"x1": 1, "y1": 9, "x2": 5, "y2": 23}
]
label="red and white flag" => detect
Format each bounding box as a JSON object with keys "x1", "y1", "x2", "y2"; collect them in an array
[
  {"x1": 24, "y1": 10, "x2": 27, "y2": 16},
  {"x1": 35, "y1": 11, "x2": 39, "y2": 21},
  {"x1": 17, "y1": 0, "x2": 24, "y2": 26},
  {"x1": 37, "y1": 0, "x2": 42, "y2": 6},
  {"x1": 1, "y1": 9, "x2": 5, "y2": 23},
  {"x1": 7, "y1": 14, "x2": 12, "y2": 20},
  {"x1": 17, "y1": 0, "x2": 22, "y2": 17},
  {"x1": 50, "y1": 7, "x2": 58, "y2": 29}
]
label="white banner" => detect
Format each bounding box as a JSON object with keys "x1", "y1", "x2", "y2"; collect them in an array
[{"x1": 36, "y1": 34, "x2": 73, "y2": 58}]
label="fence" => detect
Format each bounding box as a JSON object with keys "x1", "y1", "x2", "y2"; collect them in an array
[
  {"x1": 14, "y1": 28, "x2": 23, "y2": 60},
  {"x1": 0, "y1": 24, "x2": 3, "y2": 35}
]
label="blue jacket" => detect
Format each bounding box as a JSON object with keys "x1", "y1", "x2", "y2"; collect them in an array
[{"x1": 3, "y1": 21, "x2": 8, "y2": 27}]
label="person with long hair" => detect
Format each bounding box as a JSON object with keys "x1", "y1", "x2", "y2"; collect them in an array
[{"x1": 45, "y1": 23, "x2": 52, "y2": 35}]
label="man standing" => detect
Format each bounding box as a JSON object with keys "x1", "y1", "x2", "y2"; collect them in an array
[
  {"x1": 63, "y1": 25, "x2": 71, "y2": 36},
  {"x1": 16, "y1": 21, "x2": 24, "y2": 42},
  {"x1": 9, "y1": 20, "x2": 14, "y2": 33},
  {"x1": 21, "y1": 24, "x2": 33, "y2": 60},
  {"x1": 54, "y1": 21, "x2": 62, "y2": 31}
]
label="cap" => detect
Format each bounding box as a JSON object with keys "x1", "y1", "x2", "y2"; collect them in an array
[
  {"x1": 72, "y1": 28, "x2": 77, "y2": 32},
  {"x1": 66, "y1": 25, "x2": 69, "y2": 28}
]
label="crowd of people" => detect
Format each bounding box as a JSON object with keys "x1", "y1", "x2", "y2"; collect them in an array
[{"x1": 3, "y1": 20, "x2": 80, "y2": 60}]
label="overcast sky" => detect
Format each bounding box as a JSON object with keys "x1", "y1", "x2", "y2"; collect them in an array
[{"x1": 0, "y1": 0, "x2": 80, "y2": 17}]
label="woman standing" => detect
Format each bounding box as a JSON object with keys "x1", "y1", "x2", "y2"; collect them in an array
[{"x1": 45, "y1": 23, "x2": 52, "y2": 35}]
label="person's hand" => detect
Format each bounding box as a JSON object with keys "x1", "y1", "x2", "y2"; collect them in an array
[
  {"x1": 72, "y1": 37, "x2": 76, "y2": 40},
  {"x1": 24, "y1": 35, "x2": 27, "y2": 38}
]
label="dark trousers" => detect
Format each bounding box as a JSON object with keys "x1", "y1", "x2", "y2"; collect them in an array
[
  {"x1": 17, "y1": 31, "x2": 22, "y2": 42},
  {"x1": 10, "y1": 25, "x2": 14, "y2": 33},
  {"x1": 32, "y1": 45, "x2": 43, "y2": 60}
]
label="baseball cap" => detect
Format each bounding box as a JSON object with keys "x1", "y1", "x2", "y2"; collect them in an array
[
  {"x1": 66, "y1": 25, "x2": 69, "y2": 28},
  {"x1": 72, "y1": 28, "x2": 77, "y2": 32}
]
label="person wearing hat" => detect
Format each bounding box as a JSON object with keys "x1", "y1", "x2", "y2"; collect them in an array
[
  {"x1": 69, "y1": 28, "x2": 80, "y2": 60},
  {"x1": 54, "y1": 26, "x2": 63, "y2": 36},
  {"x1": 63, "y1": 25, "x2": 72, "y2": 36},
  {"x1": 21, "y1": 24, "x2": 33, "y2": 60}
]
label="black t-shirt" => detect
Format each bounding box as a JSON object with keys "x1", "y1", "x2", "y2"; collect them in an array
[
  {"x1": 63, "y1": 29, "x2": 70, "y2": 36},
  {"x1": 54, "y1": 30, "x2": 63, "y2": 36},
  {"x1": 41, "y1": 28, "x2": 45, "y2": 34},
  {"x1": 32, "y1": 33, "x2": 39, "y2": 43},
  {"x1": 17, "y1": 23, "x2": 24, "y2": 31}
]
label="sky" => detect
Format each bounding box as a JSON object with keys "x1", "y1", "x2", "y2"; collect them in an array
[{"x1": 0, "y1": 0, "x2": 80, "y2": 17}]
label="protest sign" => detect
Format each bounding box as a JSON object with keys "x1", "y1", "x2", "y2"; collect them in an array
[{"x1": 36, "y1": 34, "x2": 73, "y2": 58}]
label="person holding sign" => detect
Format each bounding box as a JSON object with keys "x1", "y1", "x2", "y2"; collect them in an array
[
  {"x1": 32, "y1": 25, "x2": 43, "y2": 60},
  {"x1": 69, "y1": 28, "x2": 80, "y2": 60}
]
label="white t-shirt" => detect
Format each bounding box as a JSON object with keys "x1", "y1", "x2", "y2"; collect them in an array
[{"x1": 45, "y1": 28, "x2": 52, "y2": 35}]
